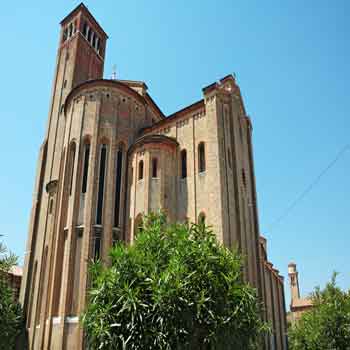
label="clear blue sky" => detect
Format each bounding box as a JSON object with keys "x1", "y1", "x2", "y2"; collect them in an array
[{"x1": 0, "y1": 1, "x2": 349, "y2": 308}]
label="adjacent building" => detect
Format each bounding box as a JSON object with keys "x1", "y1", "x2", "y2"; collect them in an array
[
  {"x1": 20, "y1": 3, "x2": 288, "y2": 349},
  {"x1": 2, "y1": 265, "x2": 23, "y2": 302},
  {"x1": 260, "y1": 237, "x2": 288, "y2": 350},
  {"x1": 288, "y1": 262, "x2": 313, "y2": 324}
]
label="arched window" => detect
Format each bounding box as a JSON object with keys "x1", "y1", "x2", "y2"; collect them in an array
[
  {"x1": 49, "y1": 198, "x2": 54, "y2": 214},
  {"x1": 242, "y1": 168, "x2": 247, "y2": 188},
  {"x1": 96, "y1": 37, "x2": 100, "y2": 53},
  {"x1": 81, "y1": 143, "x2": 90, "y2": 194},
  {"x1": 134, "y1": 214, "x2": 143, "y2": 237},
  {"x1": 27, "y1": 260, "x2": 37, "y2": 326},
  {"x1": 291, "y1": 275, "x2": 296, "y2": 286},
  {"x1": 181, "y1": 149, "x2": 187, "y2": 179},
  {"x1": 69, "y1": 143, "x2": 76, "y2": 196},
  {"x1": 93, "y1": 231, "x2": 101, "y2": 261},
  {"x1": 227, "y1": 148, "x2": 232, "y2": 169},
  {"x1": 152, "y1": 158, "x2": 158, "y2": 178},
  {"x1": 87, "y1": 27, "x2": 92, "y2": 42},
  {"x1": 114, "y1": 144, "x2": 124, "y2": 227},
  {"x1": 83, "y1": 22, "x2": 88, "y2": 37},
  {"x1": 138, "y1": 160, "x2": 144, "y2": 180},
  {"x1": 62, "y1": 28, "x2": 68, "y2": 42},
  {"x1": 68, "y1": 23, "x2": 73, "y2": 37},
  {"x1": 198, "y1": 142, "x2": 206, "y2": 173},
  {"x1": 239, "y1": 118, "x2": 243, "y2": 142},
  {"x1": 198, "y1": 212, "x2": 206, "y2": 225},
  {"x1": 35, "y1": 246, "x2": 48, "y2": 325},
  {"x1": 96, "y1": 144, "x2": 107, "y2": 225}
]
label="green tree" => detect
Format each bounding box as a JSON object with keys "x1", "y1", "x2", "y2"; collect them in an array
[
  {"x1": 289, "y1": 273, "x2": 350, "y2": 350},
  {"x1": 82, "y1": 213, "x2": 267, "y2": 350},
  {"x1": 0, "y1": 236, "x2": 23, "y2": 350}
]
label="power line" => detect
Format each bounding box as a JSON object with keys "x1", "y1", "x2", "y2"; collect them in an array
[{"x1": 268, "y1": 143, "x2": 350, "y2": 230}]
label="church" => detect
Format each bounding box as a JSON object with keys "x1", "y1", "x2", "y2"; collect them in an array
[{"x1": 20, "y1": 3, "x2": 287, "y2": 349}]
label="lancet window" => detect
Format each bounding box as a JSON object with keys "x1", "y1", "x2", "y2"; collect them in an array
[
  {"x1": 96, "y1": 144, "x2": 107, "y2": 225},
  {"x1": 69, "y1": 142, "x2": 76, "y2": 196},
  {"x1": 138, "y1": 160, "x2": 144, "y2": 180},
  {"x1": 198, "y1": 142, "x2": 206, "y2": 173},
  {"x1": 114, "y1": 143, "x2": 124, "y2": 227},
  {"x1": 152, "y1": 158, "x2": 158, "y2": 178},
  {"x1": 198, "y1": 212, "x2": 206, "y2": 225},
  {"x1": 81, "y1": 143, "x2": 90, "y2": 194},
  {"x1": 181, "y1": 150, "x2": 187, "y2": 178}
]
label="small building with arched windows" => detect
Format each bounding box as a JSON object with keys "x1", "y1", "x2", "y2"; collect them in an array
[{"x1": 20, "y1": 4, "x2": 288, "y2": 350}]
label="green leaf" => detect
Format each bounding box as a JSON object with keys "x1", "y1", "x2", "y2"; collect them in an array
[{"x1": 82, "y1": 212, "x2": 267, "y2": 349}]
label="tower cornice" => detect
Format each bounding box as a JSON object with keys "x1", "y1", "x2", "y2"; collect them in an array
[{"x1": 60, "y1": 3, "x2": 108, "y2": 39}]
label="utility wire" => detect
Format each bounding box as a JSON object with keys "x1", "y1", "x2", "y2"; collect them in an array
[{"x1": 269, "y1": 143, "x2": 350, "y2": 230}]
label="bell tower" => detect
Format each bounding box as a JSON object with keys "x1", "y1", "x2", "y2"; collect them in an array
[
  {"x1": 288, "y1": 262, "x2": 300, "y2": 302},
  {"x1": 59, "y1": 3, "x2": 108, "y2": 88},
  {"x1": 44, "y1": 3, "x2": 108, "y2": 169},
  {"x1": 20, "y1": 4, "x2": 108, "y2": 350},
  {"x1": 47, "y1": 3, "x2": 108, "y2": 136}
]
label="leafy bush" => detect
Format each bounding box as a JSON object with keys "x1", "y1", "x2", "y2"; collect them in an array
[
  {"x1": 289, "y1": 273, "x2": 350, "y2": 350},
  {"x1": 82, "y1": 213, "x2": 267, "y2": 349},
  {"x1": 0, "y1": 238, "x2": 23, "y2": 350}
]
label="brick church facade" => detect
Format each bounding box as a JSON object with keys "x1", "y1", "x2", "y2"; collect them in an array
[{"x1": 20, "y1": 4, "x2": 287, "y2": 349}]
